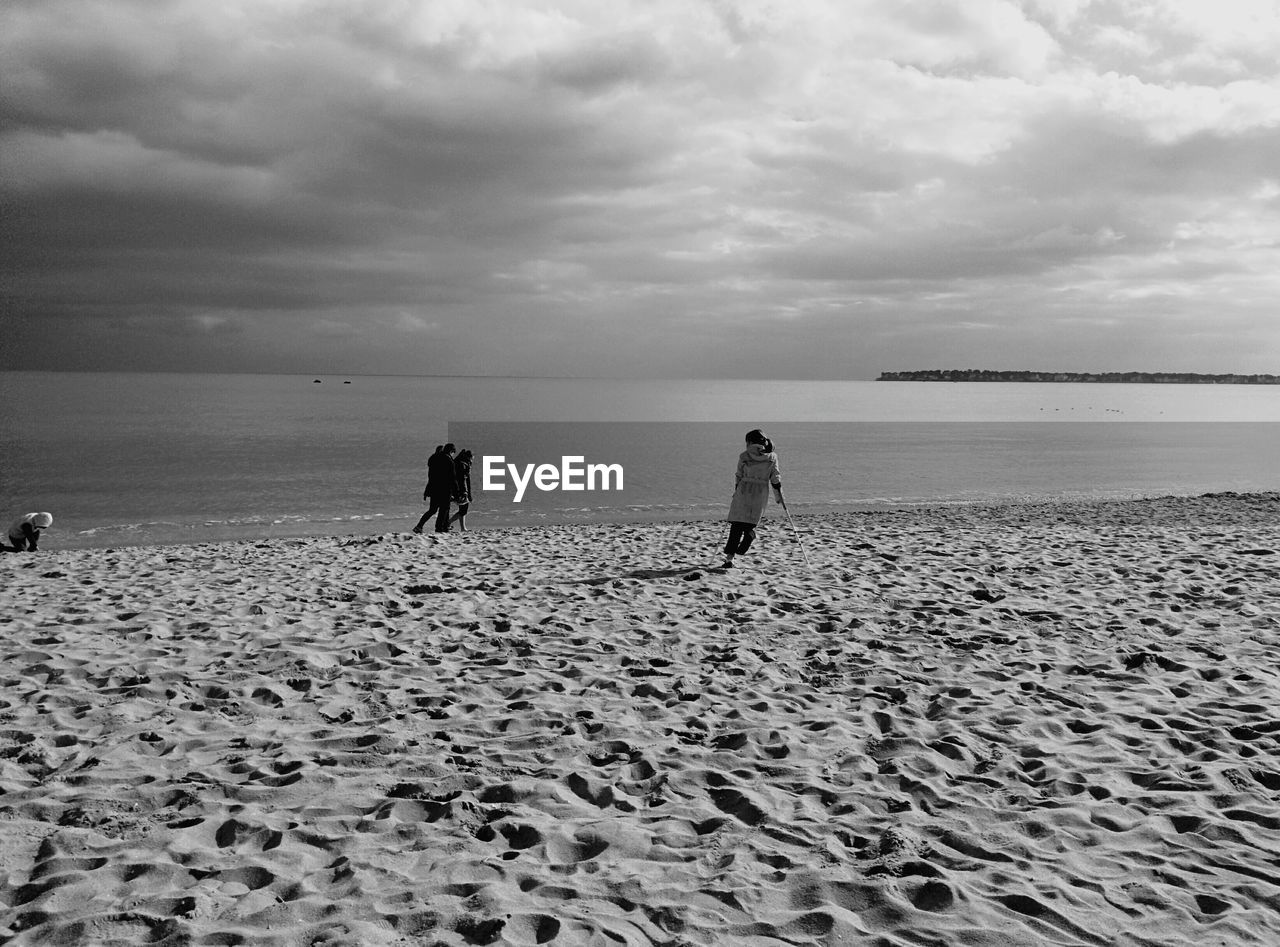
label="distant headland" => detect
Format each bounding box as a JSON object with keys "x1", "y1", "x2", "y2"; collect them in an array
[{"x1": 877, "y1": 370, "x2": 1280, "y2": 384}]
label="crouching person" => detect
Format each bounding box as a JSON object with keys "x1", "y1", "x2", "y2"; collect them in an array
[{"x1": 5, "y1": 512, "x2": 53, "y2": 552}]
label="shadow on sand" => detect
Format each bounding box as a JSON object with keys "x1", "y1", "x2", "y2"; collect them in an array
[{"x1": 574, "y1": 566, "x2": 720, "y2": 585}]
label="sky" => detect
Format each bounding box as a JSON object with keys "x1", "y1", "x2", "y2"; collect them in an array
[{"x1": 3, "y1": 0, "x2": 1280, "y2": 379}]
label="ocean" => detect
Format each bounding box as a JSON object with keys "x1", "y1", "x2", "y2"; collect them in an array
[{"x1": 3, "y1": 371, "x2": 1280, "y2": 549}]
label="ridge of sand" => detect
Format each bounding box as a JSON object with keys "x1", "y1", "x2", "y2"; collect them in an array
[{"x1": 2, "y1": 493, "x2": 1279, "y2": 946}]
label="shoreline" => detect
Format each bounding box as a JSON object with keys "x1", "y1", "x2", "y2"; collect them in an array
[
  {"x1": 3, "y1": 491, "x2": 1280, "y2": 945},
  {"x1": 37, "y1": 487, "x2": 1269, "y2": 554}
]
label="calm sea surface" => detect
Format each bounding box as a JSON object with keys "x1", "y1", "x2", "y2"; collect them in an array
[{"x1": 3, "y1": 372, "x2": 1279, "y2": 549}]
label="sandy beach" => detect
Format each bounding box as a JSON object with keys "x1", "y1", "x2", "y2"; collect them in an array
[{"x1": 2, "y1": 493, "x2": 1279, "y2": 946}]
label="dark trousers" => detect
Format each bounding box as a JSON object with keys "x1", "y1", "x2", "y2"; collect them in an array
[
  {"x1": 432, "y1": 495, "x2": 452, "y2": 532},
  {"x1": 415, "y1": 495, "x2": 452, "y2": 532},
  {"x1": 724, "y1": 522, "x2": 756, "y2": 556}
]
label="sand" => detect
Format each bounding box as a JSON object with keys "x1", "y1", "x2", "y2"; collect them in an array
[{"x1": 2, "y1": 493, "x2": 1279, "y2": 946}]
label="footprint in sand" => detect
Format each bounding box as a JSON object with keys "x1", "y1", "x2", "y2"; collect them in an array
[{"x1": 546, "y1": 827, "x2": 610, "y2": 864}]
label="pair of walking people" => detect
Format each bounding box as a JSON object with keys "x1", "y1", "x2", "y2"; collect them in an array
[{"x1": 412, "y1": 444, "x2": 473, "y2": 534}]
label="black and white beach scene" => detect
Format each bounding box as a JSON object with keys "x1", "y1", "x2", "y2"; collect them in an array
[{"x1": 3, "y1": 3, "x2": 1280, "y2": 945}]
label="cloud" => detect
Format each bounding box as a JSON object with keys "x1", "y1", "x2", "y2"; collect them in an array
[{"x1": 3, "y1": 0, "x2": 1280, "y2": 377}]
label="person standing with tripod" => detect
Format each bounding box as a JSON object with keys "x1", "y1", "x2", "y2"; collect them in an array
[{"x1": 722, "y1": 429, "x2": 784, "y2": 568}]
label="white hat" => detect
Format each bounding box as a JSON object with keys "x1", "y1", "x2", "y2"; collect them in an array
[{"x1": 32, "y1": 512, "x2": 52, "y2": 528}]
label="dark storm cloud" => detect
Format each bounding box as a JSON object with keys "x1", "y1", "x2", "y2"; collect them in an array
[{"x1": 3, "y1": 0, "x2": 1280, "y2": 377}]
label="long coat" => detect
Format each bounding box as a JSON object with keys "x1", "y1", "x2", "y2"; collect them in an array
[
  {"x1": 426, "y1": 450, "x2": 457, "y2": 500},
  {"x1": 726, "y1": 444, "x2": 782, "y2": 525}
]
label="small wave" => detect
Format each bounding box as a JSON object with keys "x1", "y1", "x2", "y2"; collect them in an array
[{"x1": 77, "y1": 520, "x2": 187, "y2": 536}]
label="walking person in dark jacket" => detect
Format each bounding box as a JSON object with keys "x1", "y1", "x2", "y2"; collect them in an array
[
  {"x1": 722, "y1": 429, "x2": 784, "y2": 568},
  {"x1": 448, "y1": 449, "x2": 474, "y2": 531},
  {"x1": 412, "y1": 444, "x2": 457, "y2": 533}
]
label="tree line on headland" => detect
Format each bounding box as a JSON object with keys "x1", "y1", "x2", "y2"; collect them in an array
[{"x1": 877, "y1": 370, "x2": 1280, "y2": 384}]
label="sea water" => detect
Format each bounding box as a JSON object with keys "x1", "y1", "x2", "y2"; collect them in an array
[{"x1": 2, "y1": 371, "x2": 1279, "y2": 549}]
